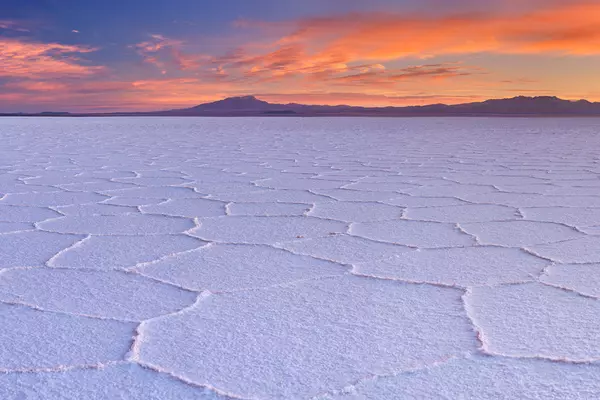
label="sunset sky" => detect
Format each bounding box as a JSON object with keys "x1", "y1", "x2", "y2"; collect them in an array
[{"x1": 1, "y1": 0, "x2": 599, "y2": 112}]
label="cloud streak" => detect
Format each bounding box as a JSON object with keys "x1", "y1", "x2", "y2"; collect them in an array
[
  {"x1": 0, "y1": 20, "x2": 30, "y2": 32},
  {"x1": 248, "y1": 1, "x2": 600, "y2": 62},
  {"x1": 0, "y1": 38, "x2": 102, "y2": 78}
]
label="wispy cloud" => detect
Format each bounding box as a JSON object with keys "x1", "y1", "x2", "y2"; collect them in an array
[
  {"x1": 239, "y1": 1, "x2": 600, "y2": 62},
  {"x1": 0, "y1": 37, "x2": 108, "y2": 112},
  {"x1": 0, "y1": 38, "x2": 102, "y2": 78},
  {"x1": 0, "y1": 20, "x2": 30, "y2": 32},
  {"x1": 129, "y1": 36, "x2": 479, "y2": 91},
  {"x1": 132, "y1": 34, "x2": 209, "y2": 73}
]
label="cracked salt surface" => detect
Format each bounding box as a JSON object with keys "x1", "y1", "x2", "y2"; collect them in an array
[
  {"x1": 1, "y1": 117, "x2": 600, "y2": 399},
  {"x1": 191, "y1": 216, "x2": 347, "y2": 244},
  {"x1": 1, "y1": 191, "x2": 109, "y2": 206},
  {"x1": 48, "y1": 234, "x2": 203, "y2": 270},
  {"x1": 317, "y1": 355, "x2": 600, "y2": 400},
  {"x1": 0, "y1": 363, "x2": 226, "y2": 400},
  {"x1": 0, "y1": 304, "x2": 135, "y2": 370},
  {"x1": 0, "y1": 231, "x2": 84, "y2": 268},
  {"x1": 141, "y1": 198, "x2": 226, "y2": 217},
  {"x1": 459, "y1": 220, "x2": 584, "y2": 246},
  {"x1": 38, "y1": 214, "x2": 195, "y2": 235},
  {"x1": 137, "y1": 275, "x2": 476, "y2": 399},
  {"x1": 466, "y1": 282, "x2": 600, "y2": 363},
  {"x1": 0, "y1": 221, "x2": 34, "y2": 233},
  {"x1": 540, "y1": 263, "x2": 600, "y2": 298},
  {"x1": 227, "y1": 201, "x2": 311, "y2": 216},
  {"x1": 0, "y1": 204, "x2": 61, "y2": 222},
  {"x1": 54, "y1": 202, "x2": 139, "y2": 216},
  {"x1": 208, "y1": 188, "x2": 327, "y2": 204},
  {"x1": 529, "y1": 236, "x2": 600, "y2": 263},
  {"x1": 279, "y1": 235, "x2": 411, "y2": 265},
  {"x1": 308, "y1": 201, "x2": 403, "y2": 222},
  {"x1": 101, "y1": 186, "x2": 204, "y2": 199},
  {"x1": 403, "y1": 204, "x2": 519, "y2": 223},
  {"x1": 354, "y1": 247, "x2": 546, "y2": 287},
  {"x1": 137, "y1": 244, "x2": 347, "y2": 291},
  {"x1": 350, "y1": 219, "x2": 474, "y2": 248},
  {"x1": 0, "y1": 268, "x2": 198, "y2": 321}
]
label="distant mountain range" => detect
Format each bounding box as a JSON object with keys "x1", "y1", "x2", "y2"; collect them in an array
[{"x1": 4, "y1": 96, "x2": 600, "y2": 117}]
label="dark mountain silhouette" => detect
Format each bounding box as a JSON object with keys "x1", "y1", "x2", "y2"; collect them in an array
[
  {"x1": 3, "y1": 96, "x2": 600, "y2": 117},
  {"x1": 185, "y1": 95, "x2": 274, "y2": 112},
  {"x1": 159, "y1": 95, "x2": 600, "y2": 117},
  {"x1": 442, "y1": 96, "x2": 600, "y2": 115}
]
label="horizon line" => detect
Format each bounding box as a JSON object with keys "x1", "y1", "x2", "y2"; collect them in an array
[{"x1": 2, "y1": 94, "x2": 599, "y2": 116}]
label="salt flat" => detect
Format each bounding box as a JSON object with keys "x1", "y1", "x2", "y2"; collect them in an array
[{"x1": 1, "y1": 117, "x2": 600, "y2": 399}]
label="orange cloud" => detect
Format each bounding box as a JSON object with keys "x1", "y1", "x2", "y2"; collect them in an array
[
  {"x1": 321, "y1": 64, "x2": 481, "y2": 88},
  {"x1": 0, "y1": 38, "x2": 102, "y2": 78},
  {"x1": 258, "y1": 1, "x2": 600, "y2": 63},
  {"x1": 4, "y1": 80, "x2": 69, "y2": 92},
  {"x1": 202, "y1": 42, "x2": 480, "y2": 90},
  {"x1": 0, "y1": 80, "x2": 146, "y2": 112}
]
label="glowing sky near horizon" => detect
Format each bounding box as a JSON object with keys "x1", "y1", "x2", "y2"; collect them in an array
[{"x1": 1, "y1": 0, "x2": 599, "y2": 112}]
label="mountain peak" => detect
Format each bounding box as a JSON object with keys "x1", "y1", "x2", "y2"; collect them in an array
[
  {"x1": 187, "y1": 95, "x2": 272, "y2": 111},
  {"x1": 229, "y1": 95, "x2": 259, "y2": 101}
]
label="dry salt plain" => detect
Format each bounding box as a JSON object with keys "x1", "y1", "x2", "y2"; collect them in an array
[{"x1": 1, "y1": 116, "x2": 600, "y2": 400}]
